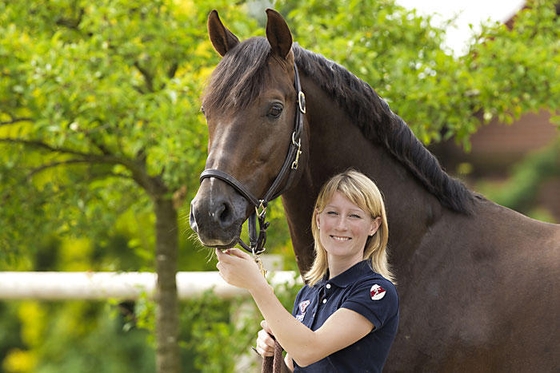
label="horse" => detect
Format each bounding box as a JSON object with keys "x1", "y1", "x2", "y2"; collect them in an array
[{"x1": 189, "y1": 9, "x2": 560, "y2": 372}]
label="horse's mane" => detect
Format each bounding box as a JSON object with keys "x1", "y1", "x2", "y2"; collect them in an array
[
  {"x1": 203, "y1": 37, "x2": 476, "y2": 215},
  {"x1": 292, "y1": 45, "x2": 477, "y2": 214}
]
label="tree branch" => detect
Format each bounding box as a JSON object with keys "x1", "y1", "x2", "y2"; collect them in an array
[
  {"x1": 26, "y1": 159, "x2": 98, "y2": 178},
  {"x1": 0, "y1": 137, "x2": 110, "y2": 160},
  {"x1": 55, "y1": 8, "x2": 85, "y2": 30},
  {"x1": 25, "y1": 159, "x2": 135, "y2": 182},
  {"x1": 0, "y1": 137, "x2": 166, "y2": 198},
  {"x1": 0, "y1": 117, "x2": 33, "y2": 126},
  {"x1": 167, "y1": 62, "x2": 178, "y2": 79},
  {"x1": 134, "y1": 61, "x2": 154, "y2": 93}
]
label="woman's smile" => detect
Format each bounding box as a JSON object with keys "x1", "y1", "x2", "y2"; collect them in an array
[
  {"x1": 316, "y1": 191, "x2": 379, "y2": 266},
  {"x1": 331, "y1": 235, "x2": 351, "y2": 241}
]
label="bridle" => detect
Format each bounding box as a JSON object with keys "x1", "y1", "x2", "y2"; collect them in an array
[{"x1": 199, "y1": 61, "x2": 306, "y2": 256}]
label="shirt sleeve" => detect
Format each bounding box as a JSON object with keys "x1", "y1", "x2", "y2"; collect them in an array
[{"x1": 341, "y1": 278, "x2": 399, "y2": 330}]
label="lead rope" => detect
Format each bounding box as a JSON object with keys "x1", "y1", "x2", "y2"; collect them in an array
[
  {"x1": 253, "y1": 252, "x2": 284, "y2": 373},
  {"x1": 262, "y1": 342, "x2": 283, "y2": 373}
]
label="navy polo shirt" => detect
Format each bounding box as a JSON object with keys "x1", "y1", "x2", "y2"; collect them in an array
[{"x1": 291, "y1": 260, "x2": 399, "y2": 372}]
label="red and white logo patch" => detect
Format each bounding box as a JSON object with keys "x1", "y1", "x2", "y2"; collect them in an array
[
  {"x1": 370, "y1": 284, "x2": 386, "y2": 300},
  {"x1": 299, "y1": 300, "x2": 311, "y2": 314}
]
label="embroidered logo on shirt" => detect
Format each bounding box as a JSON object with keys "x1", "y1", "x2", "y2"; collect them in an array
[
  {"x1": 370, "y1": 284, "x2": 386, "y2": 300},
  {"x1": 296, "y1": 300, "x2": 310, "y2": 322},
  {"x1": 299, "y1": 300, "x2": 311, "y2": 313}
]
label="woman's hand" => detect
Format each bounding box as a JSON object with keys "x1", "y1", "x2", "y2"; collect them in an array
[
  {"x1": 255, "y1": 320, "x2": 277, "y2": 357},
  {"x1": 215, "y1": 248, "x2": 267, "y2": 291}
]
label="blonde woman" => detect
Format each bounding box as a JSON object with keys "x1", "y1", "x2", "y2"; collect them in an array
[{"x1": 216, "y1": 170, "x2": 399, "y2": 372}]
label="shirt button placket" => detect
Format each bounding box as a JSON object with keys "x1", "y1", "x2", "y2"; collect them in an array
[{"x1": 322, "y1": 283, "x2": 331, "y2": 304}]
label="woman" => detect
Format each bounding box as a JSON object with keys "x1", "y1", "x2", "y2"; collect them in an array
[{"x1": 216, "y1": 170, "x2": 399, "y2": 372}]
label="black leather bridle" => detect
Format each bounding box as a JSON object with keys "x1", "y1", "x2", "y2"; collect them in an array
[{"x1": 199, "y1": 62, "x2": 306, "y2": 255}]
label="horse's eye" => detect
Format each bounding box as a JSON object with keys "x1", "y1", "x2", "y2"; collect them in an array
[
  {"x1": 200, "y1": 106, "x2": 206, "y2": 115},
  {"x1": 267, "y1": 103, "x2": 284, "y2": 119}
]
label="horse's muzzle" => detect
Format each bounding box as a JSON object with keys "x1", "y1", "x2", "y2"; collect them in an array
[{"x1": 189, "y1": 187, "x2": 248, "y2": 248}]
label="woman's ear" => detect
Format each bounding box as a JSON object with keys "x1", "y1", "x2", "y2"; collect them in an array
[{"x1": 369, "y1": 217, "x2": 381, "y2": 236}]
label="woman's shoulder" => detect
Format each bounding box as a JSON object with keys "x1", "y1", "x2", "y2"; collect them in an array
[
  {"x1": 341, "y1": 266, "x2": 399, "y2": 328},
  {"x1": 368, "y1": 272, "x2": 396, "y2": 290},
  {"x1": 350, "y1": 265, "x2": 398, "y2": 300},
  {"x1": 357, "y1": 262, "x2": 396, "y2": 288}
]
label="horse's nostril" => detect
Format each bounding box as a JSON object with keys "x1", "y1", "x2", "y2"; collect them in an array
[
  {"x1": 189, "y1": 205, "x2": 198, "y2": 232},
  {"x1": 215, "y1": 203, "x2": 232, "y2": 227}
]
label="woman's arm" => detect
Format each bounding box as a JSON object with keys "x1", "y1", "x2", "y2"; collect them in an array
[{"x1": 216, "y1": 249, "x2": 374, "y2": 367}]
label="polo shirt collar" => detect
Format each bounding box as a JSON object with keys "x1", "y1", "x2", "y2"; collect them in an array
[{"x1": 319, "y1": 260, "x2": 372, "y2": 289}]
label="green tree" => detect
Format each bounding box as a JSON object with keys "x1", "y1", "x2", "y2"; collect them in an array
[{"x1": 0, "y1": 1, "x2": 244, "y2": 371}]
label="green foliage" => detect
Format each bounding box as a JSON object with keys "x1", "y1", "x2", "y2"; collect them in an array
[
  {"x1": 132, "y1": 278, "x2": 301, "y2": 373},
  {"x1": 0, "y1": 299, "x2": 157, "y2": 373},
  {"x1": 0, "y1": 220, "x2": 159, "y2": 372},
  {"x1": 465, "y1": 0, "x2": 560, "y2": 133},
  {"x1": 131, "y1": 268, "x2": 301, "y2": 373},
  {"x1": 180, "y1": 275, "x2": 301, "y2": 373},
  {"x1": 0, "y1": 303, "x2": 25, "y2": 372},
  {"x1": 184, "y1": 292, "x2": 253, "y2": 373},
  {"x1": 476, "y1": 138, "x2": 560, "y2": 222},
  {"x1": 35, "y1": 302, "x2": 155, "y2": 373},
  {"x1": 0, "y1": 0, "x2": 210, "y2": 252}
]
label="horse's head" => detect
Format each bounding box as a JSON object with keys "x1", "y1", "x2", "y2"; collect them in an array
[{"x1": 190, "y1": 9, "x2": 306, "y2": 249}]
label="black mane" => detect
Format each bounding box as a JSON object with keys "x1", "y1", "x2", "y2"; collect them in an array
[
  {"x1": 292, "y1": 44, "x2": 477, "y2": 214},
  {"x1": 203, "y1": 37, "x2": 476, "y2": 214}
]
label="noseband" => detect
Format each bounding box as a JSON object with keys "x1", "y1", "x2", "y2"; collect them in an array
[{"x1": 199, "y1": 61, "x2": 306, "y2": 255}]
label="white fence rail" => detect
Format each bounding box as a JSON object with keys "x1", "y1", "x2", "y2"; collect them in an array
[{"x1": 0, "y1": 271, "x2": 300, "y2": 300}]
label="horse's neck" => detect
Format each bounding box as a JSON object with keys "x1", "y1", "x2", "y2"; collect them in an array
[{"x1": 284, "y1": 78, "x2": 445, "y2": 272}]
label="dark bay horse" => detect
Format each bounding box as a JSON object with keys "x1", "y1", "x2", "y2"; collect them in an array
[{"x1": 189, "y1": 9, "x2": 560, "y2": 372}]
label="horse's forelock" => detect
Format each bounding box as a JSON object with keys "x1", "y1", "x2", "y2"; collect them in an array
[{"x1": 203, "y1": 37, "x2": 271, "y2": 112}]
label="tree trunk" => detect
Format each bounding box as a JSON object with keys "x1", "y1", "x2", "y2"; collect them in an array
[{"x1": 154, "y1": 195, "x2": 180, "y2": 373}]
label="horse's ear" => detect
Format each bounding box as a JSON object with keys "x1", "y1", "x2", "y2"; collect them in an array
[
  {"x1": 207, "y1": 10, "x2": 240, "y2": 57},
  {"x1": 265, "y1": 9, "x2": 293, "y2": 59}
]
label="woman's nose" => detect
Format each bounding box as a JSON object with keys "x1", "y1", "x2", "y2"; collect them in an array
[{"x1": 335, "y1": 217, "x2": 348, "y2": 230}]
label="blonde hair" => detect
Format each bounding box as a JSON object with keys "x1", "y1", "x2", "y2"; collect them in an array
[{"x1": 303, "y1": 170, "x2": 395, "y2": 286}]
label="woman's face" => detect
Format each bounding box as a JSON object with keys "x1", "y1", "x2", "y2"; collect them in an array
[{"x1": 316, "y1": 191, "x2": 380, "y2": 263}]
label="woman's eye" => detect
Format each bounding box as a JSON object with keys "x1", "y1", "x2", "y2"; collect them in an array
[
  {"x1": 326, "y1": 211, "x2": 338, "y2": 216},
  {"x1": 267, "y1": 103, "x2": 284, "y2": 118}
]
